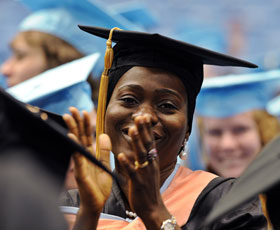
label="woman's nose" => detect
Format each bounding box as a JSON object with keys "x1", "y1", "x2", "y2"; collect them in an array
[
  {"x1": 131, "y1": 106, "x2": 158, "y2": 126},
  {"x1": 219, "y1": 132, "x2": 238, "y2": 151},
  {"x1": 1, "y1": 58, "x2": 13, "y2": 77}
]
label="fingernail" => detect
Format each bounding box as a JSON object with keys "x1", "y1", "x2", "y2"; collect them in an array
[
  {"x1": 128, "y1": 126, "x2": 138, "y2": 136},
  {"x1": 144, "y1": 114, "x2": 151, "y2": 123},
  {"x1": 138, "y1": 118, "x2": 144, "y2": 125}
]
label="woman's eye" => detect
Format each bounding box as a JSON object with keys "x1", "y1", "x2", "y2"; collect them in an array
[
  {"x1": 120, "y1": 96, "x2": 138, "y2": 106},
  {"x1": 233, "y1": 126, "x2": 249, "y2": 135},
  {"x1": 207, "y1": 129, "x2": 222, "y2": 137},
  {"x1": 158, "y1": 102, "x2": 177, "y2": 111},
  {"x1": 14, "y1": 52, "x2": 26, "y2": 60}
]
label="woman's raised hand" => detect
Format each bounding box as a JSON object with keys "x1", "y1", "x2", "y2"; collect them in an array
[
  {"x1": 117, "y1": 114, "x2": 175, "y2": 229},
  {"x1": 63, "y1": 107, "x2": 112, "y2": 228}
]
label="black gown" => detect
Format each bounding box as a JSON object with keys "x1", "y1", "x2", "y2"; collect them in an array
[{"x1": 60, "y1": 175, "x2": 267, "y2": 230}]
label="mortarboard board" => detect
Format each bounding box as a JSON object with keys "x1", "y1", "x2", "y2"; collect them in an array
[
  {"x1": 7, "y1": 53, "x2": 100, "y2": 115},
  {"x1": 77, "y1": 26, "x2": 257, "y2": 158},
  {"x1": 0, "y1": 86, "x2": 114, "y2": 189},
  {"x1": 196, "y1": 69, "x2": 280, "y2": 118},
  {"x1": 78, "y1": 26, "x2": 257, "y2": 68},
  {"x1": 205, "y1": 134, "x2": 280, "y2": 226}
]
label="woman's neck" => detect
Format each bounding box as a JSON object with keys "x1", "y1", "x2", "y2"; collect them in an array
[{"x1": 159, "y1": 161, "x2": 177, "y2": 186}]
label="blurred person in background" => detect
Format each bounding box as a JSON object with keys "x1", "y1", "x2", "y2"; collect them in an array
[
  {"x1": 0, "y1": 0, "x2": 143, "y2": 190},
  {"x1": 0, "y1": 29, "x2": 83, "y2": 87},
  {"x1": 0, "y1": 3, "x2": 100, "y2": 191},
  {"x1": 195, "y1": 70, "x2": 280, "y2": 178},
  {"x1": 0, "y1": 6, "x2": 98, "y2": 100}
]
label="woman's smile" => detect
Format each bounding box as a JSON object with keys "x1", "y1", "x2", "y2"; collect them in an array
[{"x1": 105, "y1": 66, "x2": 189, "y2": 171}]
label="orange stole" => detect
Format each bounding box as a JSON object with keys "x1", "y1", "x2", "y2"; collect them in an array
[
  {"x1": 161, "y1": 167, "x2": 217, "y2": 226},
  {"x1": 66, "y1": 166, "x2": 217, "y2": 229},
  {"x1": 97, "y1": 218, "x2": 145, "y2": 230}
]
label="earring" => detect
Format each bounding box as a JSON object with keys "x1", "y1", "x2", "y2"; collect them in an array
[{"x1": 179, "y1": 139, "x2": 188, "y2": 160}]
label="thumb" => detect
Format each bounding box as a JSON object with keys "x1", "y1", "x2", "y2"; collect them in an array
[
  {"x1": 98, "y1": 134, "x2": 112, "y2": 170},
  {"x1": 67, "y1": 133, "x2": 79, "y2": 143}
]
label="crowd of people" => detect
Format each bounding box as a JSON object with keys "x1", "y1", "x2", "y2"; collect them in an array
[{"x1": 1, "y1": 1, "x2": 280, "y2": 230}]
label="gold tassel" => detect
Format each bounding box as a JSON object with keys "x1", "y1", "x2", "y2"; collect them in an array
[
  {"x1": 259, "y1": 194, "x2": 273, "y2": 230},
  {"x1": 96, "y1": 27, "x2": 122, "y2": 160}
]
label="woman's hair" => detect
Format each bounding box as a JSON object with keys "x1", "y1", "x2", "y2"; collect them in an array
[
  {"x1": 252, "y1": 110, "x2": 280, "y2": 146},
  {"x1": 14, "y1": 31, "x2": 84, "y2": 70},
  {"x1": 197, "y1": 110, "x2": 280, "y2": 169}
]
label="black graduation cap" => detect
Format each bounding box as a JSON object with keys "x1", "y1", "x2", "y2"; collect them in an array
[
  {"x1": 0, "y1": 87, "x2": 114, "y2": 188},
  {"x1": 205, "y1": 134, "x2": 280, "y2": 226},
  {"x1": 78, "y1": 25, "x2": 257, "y2": 68},
  {"x1": 78, "y1": 25, "x2": 257, "y2": 158},
  {"x1": 78, "y1": 26, "x2": 257, "y2": 101}
]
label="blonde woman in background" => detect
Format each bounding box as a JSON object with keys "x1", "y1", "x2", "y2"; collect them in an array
[{"x1": 195, "y1": 71, "x2": 280, "y2": 178}]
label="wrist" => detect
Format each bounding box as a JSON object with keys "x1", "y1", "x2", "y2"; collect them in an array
[
  {"x1": 74, "y1": 207, "x2": 101, "y2": 230},
  {"x1": 79, "y1": 204, "x2": 102, "y2": 218},
  {"x1": 140, "y1": 205, "x2": 173, "y2": 230}
]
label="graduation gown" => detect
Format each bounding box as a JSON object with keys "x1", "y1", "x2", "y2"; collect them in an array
[{"x1": 60, "y1": 165, "x2": 267, "y2": 229}]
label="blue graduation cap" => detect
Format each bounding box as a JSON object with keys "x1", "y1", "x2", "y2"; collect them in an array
[
  {"x1": 18, "y1": 0, "x2": 143, "y2": 76},
  {"x1": 6, "y1": 53, "x2": 100, "y2": 115},
  {"x1": 19, "y1": 0, "x2": 142, "y2": 55},
  {"x1": 196, "y1": 69, "x2": 280, "y2": 118},
  {"x1": 267, "y1": 93, "x2": 280, "y2": 117}
]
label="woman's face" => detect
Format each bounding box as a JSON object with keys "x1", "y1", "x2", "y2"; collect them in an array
[
  {"x1": 1, "y1": 33, "x2": 47, "y2": 87},
  {"x1": 201, "y1": 111, "x2": 262, "y2": 178},
  {"x1": 105, "y1": 66, "x2": 189, "y2": 171}
]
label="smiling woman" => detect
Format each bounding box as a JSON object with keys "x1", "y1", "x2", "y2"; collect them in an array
[
  {"x1": 199, "y1": 111, "x2": 262, "y2": 178},
  {"x1": 105, "y1": 67, "x2": 188, "y2": 173},
  {"x1": 196, "y1": 73, "x2": 280, "y2": 178},
  {"x1": 60, "y1": 26, "x2": 268, "y2": 230}
]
